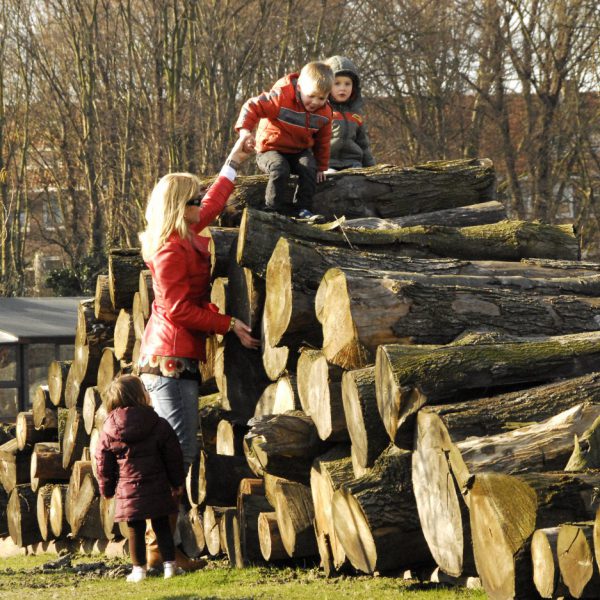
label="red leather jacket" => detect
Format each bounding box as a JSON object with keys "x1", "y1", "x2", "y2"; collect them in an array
[
  {"x1": 140, "y1": 175, "x2": 233, "y2": 360},
  {"x1": 235, "y1": 73, "x2": 333, "y2": 172}
]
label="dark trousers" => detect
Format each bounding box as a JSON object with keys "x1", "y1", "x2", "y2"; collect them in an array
[
  {"x1": 127, "y1": 515, "x2": 175, "y2": 566},
  {"x1": 256, "y1": 149, "x2": 317, "y2": 213}
]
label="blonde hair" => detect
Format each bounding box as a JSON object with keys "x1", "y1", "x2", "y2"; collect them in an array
[
  {"x1": 298, "y1": 62, "x2": 334, "y2": 94},
  {"x1": 105, "y1": 374, "x2": 149, "y2": 413},
  {"x1": 139, "y1": 172, "x2": 204, "y2": 260}
]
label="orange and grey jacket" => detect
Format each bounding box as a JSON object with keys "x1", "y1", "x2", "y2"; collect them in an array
[
  {"x1": 235, "y1": 73, "x2": 333, "y2": 172},
  {"x1": 326, "y1": 56, "x2": 376, "y2": 170}
]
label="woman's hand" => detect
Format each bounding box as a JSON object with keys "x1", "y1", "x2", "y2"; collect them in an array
[{"x1": 233, "y1": 319, "x2": 260, "y2": 349}]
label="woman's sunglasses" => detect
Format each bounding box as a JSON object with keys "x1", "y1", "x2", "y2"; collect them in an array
[{"x1": 186, "y1": 195, "x2": 203, "y2": 206}]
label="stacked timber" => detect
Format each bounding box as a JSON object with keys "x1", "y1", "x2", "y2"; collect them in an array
[{"x1": 3, "y1": 159, "x2": 600, "y2": 599}]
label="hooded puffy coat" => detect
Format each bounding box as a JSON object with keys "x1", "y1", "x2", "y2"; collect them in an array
[
  {"x1": 95, "y1": 405, "x2": 185, "y2": 521},
  {"x1": 326, "y1": 56, "x2": 376, "y2": 170}
]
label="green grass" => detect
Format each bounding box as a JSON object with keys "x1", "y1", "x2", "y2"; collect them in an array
[{"x1": 0, "y1": 553, "x2": 487, "y2": 600}]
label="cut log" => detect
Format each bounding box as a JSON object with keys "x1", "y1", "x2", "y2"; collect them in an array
[
  {"x1": 8, "y1": 485, "x2": 42, "y2": 547},
  {"x1": 332, "y1": 445, "x2": 432, "y2": 574},
  {"x1": 210, "y1": 277, "x2": 228, "y2": 317},
  {"x1": 377, "y1": 332, "x2": 600, "y2": 445},
  {"x1": 32, "y1": 385, "x2": 57, "y2": 430},
  {"x1": 413, "y1": 403, "x2": 600, "y2": 578},
  {"x1": 36, "y1": 484, "x2": 54, "y2": 541},
  {"x1": 0, "y1": 487, "x2": 7, "y2": 536},
  {"x1": 221, "y1": 507, "x2": 243, "y2": 567},
  {"x1": 89, "y1": 428, "x2": 100, "y2": 479},
  {"x1": 253, "y1": 375, "x2": 301, "y2": 418},
  {"x1": 108, "y1": 248, "x2": 146, "y2": 310},
  {"x1": 223, "y1": 160, "x2": 496, "y2": 223},
  {"x1": 310, "y1": 445, "x2": 353, "y2": 570},
  {"x1": 531, "y1": 527, "x2": 568, "y2": 599},
  {"x1": 207, "y1": 226, "x2": 238, "y2": 279},
  {"x1": 187, "y1": 506, "x2": 206, "y2": 555},
  {"x1": 93, "y1": 404, "x2": 108, "y2": 432},
  {"x1": 296, "y1": 349, "x2": 347, "y2": 442},
  {"x1": 62, "y1": 408, "x2": 90, "y2": 470},
  {"x1": 75, "y1": 298, "x2": 114, "y2": 352},
  {"x1": 0, "y1": 439, "x2": 30, "y2": 493},
  {"x1": 99, "y1": 495, "x2": 120, "y2": 540},
  {"x1": 197, "y1": 451, "x2": 254, "y2": 506},
  {"x1": 65, "y1": 343, "x2": 100, "y2": 408},
  {"x1": 469, "y1": 471, "x2": 600, "y2": 600},
  {"x1": 30, "y1": 442, "x2": 69, "y2": 492},
  {"x1": 341, "y1": 366, "x2": 388, "y2": 470},
  {"x1": 237, "y1": 478, "x2": 271, "y2": 565},
  {"x1": 203, "y1": 505, "x2": 229, "y2": 556},
  {"x1": 132, "y1": 292, "x2": 146, "y2": 341},
  {"x1": 261, "y1": 319, "x2": 294, "y2": 382},
  {"x1": 272, "y1": 478, "x2": 318, "y2": 558},
  {"x1": 566, "y1": 414, "x2": 600, "y2": 471},
  {"x1": 199, "y1": 336, "x2": 219, "y2": 392},
  {"x1": 244, "y1": 411, "x2": 327, "y2": 484},
  {"x1": 216, "y1": 420, "x2": 247, "y2": 456},
  {"x1": 557, "y1": 522, "x2": 599, "y2": 599},
  {"x1": 113, "y1": 309, "x2": 135, "y2": 362},
  {"x1": 345, "y1": 200, "x2": 507, "y2": 229},
  {"x1": 318, "y1": 267, "x2": 600, "y2": 369},
  {"x1": 138, "y1": 269, "x2": 154, "y2": 320},
  {"x1": 82, "y1": 387, "x2": 103, "y2": 436},
  {"x1": 258, "y1": 511, "x2": 288, "y2": 561},
  {"x1": 70, "y1": 473, "x2": 104, "y2": 539},
  {"x1": 199, "y1": 400, "x2": 229, "y2": 454},
  {"x1": 94, "y1": 274, "x2": 118, "y2": 322},
  {"x1": 47, "y1": 360, "x2": 71, "y2": 407},
  {"x1": 49, "y1": 484, "x2": 69, "y2": 538},
  {"x1": 16, "y1": 412, "x2": 56, "y2": 451}
]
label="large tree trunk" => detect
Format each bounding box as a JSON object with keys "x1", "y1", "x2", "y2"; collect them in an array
[
  {"x1": 61, "y1": 408, "x2": 90, "y2": 470},
  {"x1": 345, "y1": 200, "x2": 506, "y2": 229},
  {"x1": 208, "y1": 226, "x2": 238, "y2": 280},
  {"x1": 108, "y1": 248, "x2": 146, "y2": 310},
  {"x1": 70, "y1": 473, "x2": 104, "y2": 540},
  {"x1": 8, "y1": 485, "x2": 42, "y2": 547},
  {"x1": 310, "y1": 445, "x2": 354, "y2": 571},
  {"x1": 341, "y1": 366, "x2": 388, "y2": 471},
  {"x1": 376, "y1": 332, "x2": 600, "y2": 445},
  {"x1": 221, "y1": 507, "x2": 243, "y2": 567},
  {"x1": 47, "y1": 360, "x2": 72, "y2": 408},
  {"x1": 30, "y1": 442, "x2": 69, "y2": 492},
  {"x1": 296, "y1": 350, "x2": 347, "y2": 442},
  {"x1": 0, "y1": 439, "x2": 31, "y2": 492},
  {"x1": 197, "y1": 451, "x2": 254, "y2": 507},
  {"x1": 237, "y1": 478, "x2": 272, "y2": 565},
  {"x1": 412, "y1": 403, "x2": 600, "y2": 578},
  {"x1": 331, "y1": 445, "x2": 433, "y2": 574},
  {"x1": 272, "y1": 478, "x2": 318, "y2": 558},
  {"x1": 32, "y1": 385, "x2": 57, "y2": 430},
  {"x1": 318, "y1": 267, "x2": 600, "y2": 369},
  {"x1": 221, "y1": 159, "x2": 496, "y2": 224},
  {"x1": 557, "y1": 522, "x2": 600, "y2": 599},
  {"x1": 94, "y1": 274, "x2": 118, "y2": 323},
  {"x1": 237, "y1": 208, "x2": 579, "y2": 279},
  {"x1": 469, "y1": 471, "x2": 600, "y2": 600},
  {"x1": 16, "y1": 412, "x2": 56, "y2": 451}
]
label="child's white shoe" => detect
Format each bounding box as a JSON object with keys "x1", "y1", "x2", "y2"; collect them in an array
[
  {"x1": 126, "y1": 565, "x2": 147, "y2": 582},
  {"x1": 163, "y1": 560, "x2": 184, "y2": 579}
]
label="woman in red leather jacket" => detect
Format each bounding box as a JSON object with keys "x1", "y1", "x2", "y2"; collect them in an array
[{"x1": 138, "y1": 137, "x2": 259, "y2": 474}]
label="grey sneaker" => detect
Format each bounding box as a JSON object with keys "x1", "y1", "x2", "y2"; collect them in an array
[{"x1": 295, "y1": 209, "x2": 326, "y2": 224}]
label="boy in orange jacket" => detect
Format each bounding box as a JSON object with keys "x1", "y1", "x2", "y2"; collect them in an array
[{"x1": 235, "y1": 62, "x2": 334, "y2": 222}]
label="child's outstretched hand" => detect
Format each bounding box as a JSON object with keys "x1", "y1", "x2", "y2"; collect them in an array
[
  {"x1": 317, "y1": 171, "x2": 327, "y2": 183},
  {"x1": 239, "y1": 128, "x2": 256, "y2": 152}
]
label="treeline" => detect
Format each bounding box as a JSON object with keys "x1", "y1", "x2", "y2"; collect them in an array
[{"x1": 1, "y1": 0, "x2": 600, "y2": 295}]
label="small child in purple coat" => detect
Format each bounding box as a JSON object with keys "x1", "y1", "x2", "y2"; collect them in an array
[{"x1": 95, "y1": 374, "x2": 185, "y2": 582}]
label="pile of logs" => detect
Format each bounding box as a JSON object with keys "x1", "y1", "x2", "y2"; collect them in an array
[{"x1": 2, "y1": 158, "x2": 600, "y2": 599}]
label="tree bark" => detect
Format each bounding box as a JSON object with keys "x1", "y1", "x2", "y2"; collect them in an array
[
  {"x1": 469, "y1": 472, "x2": 600, "y2": 600},
  {"x1": 138, "y1": 269, "x2": 154, "y2": 320},
  {"x1": 47, "y1": 360, "x2": 71, "y2": 408},
  {"x1": 258, "y1": 511, "x2": 288, "y2": 561},
  {"x1": 331, "y1": 445, "x2": 432, "y2": 574},
  {"x1": 32, "y1": 385, "x2": 57, "y2": 430},
  {"x1": 566, "y1": 414, "x2": 600, "y2": 471},
  {"x1": 16, "y1": 412, "x2": 56, "y2": 451},
  {"x1": 531, "y1": 527, "x2": 568, "y2": 599},
  {"x1": 345, "y1": 200, "x2": 506, "y2": 229},
  {"x1": 108, "y1": 248, "x2": 146, "y2": 310},
  {"x1": 8, "y1": 485, "x2": 42, "y2": 547},
  {"x1": 296, "y1": 349, "x2": 347, "y2": 442},
  {"x1": 377, "y1": 332, "x2": 600, "y2": 445},
  {"x1": 557, "y1": 522, "x2": 599, "y2": 599},
  {"x1": 221, "y1": 507, "x2": 244, "y2": 568},
  {"x1": 237, "y1": 478, "x2": 271, "y2": 565},
  {"x1": 341, "y1": 367, "x2": 388, "y2": 470},
  {"x1": 222, "y1": 160, "x2": 496, "y2": 223},
  {"x1": 310, "y1": 445, "x2": 354, "y2": 571},
  {"x1": 318, "y1": 268, "x2": 600, "y2": 369},
  {"x1": 272, "y1": 478, "x2": 318, "y2": 558},
  {"x1": 30, "y1": 442, "x2": 69, "y2": 492},
  {"x1": 207, "y1": 226, "x2": 238, "y2": 280}
]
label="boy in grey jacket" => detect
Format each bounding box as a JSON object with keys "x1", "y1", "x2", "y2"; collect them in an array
[{"x1": 324, "y1": 56, "x2": 376, "y2": 171}]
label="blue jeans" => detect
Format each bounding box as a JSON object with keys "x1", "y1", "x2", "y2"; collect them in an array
[{"x1": 140, "y1": 374, "x2": 199, "y2": 470}]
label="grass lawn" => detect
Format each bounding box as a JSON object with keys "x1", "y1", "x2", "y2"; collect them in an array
[{"x1": 0, "y1": 553, "x2": 487, "y2": 600}]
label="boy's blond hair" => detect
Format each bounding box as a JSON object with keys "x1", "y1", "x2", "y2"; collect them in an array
[{"x1": 298, "y1": 62, "x2": 334, "y2": 94}]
